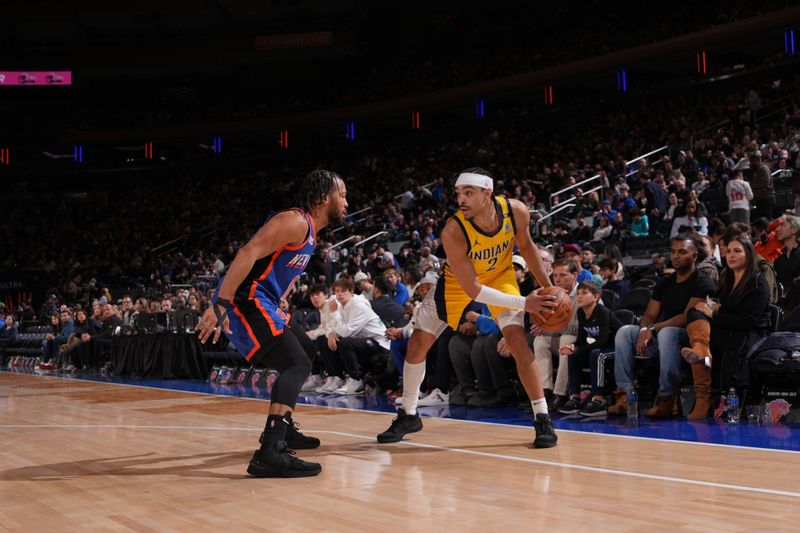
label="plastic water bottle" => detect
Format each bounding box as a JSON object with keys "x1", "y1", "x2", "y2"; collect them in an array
[
  {"x1": 627, "y1": 382, "x2": 639, "y2": 426},
  {"x1": 727, "y1": 387, "x2": 740, "y2": 424}
]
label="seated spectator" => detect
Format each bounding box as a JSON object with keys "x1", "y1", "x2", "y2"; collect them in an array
[
  {"x1": 722, "y1": 222, "x2": 778, "y2": 304},
  {"x1": 561, "y1": 244, "x2": 593, "y2": 283},
  {"x1": 403, "y1": 269, "x2": 422, "y2": 299},
  {"x1": 552, "y1": 220, "x2": 573, "y2": 244},
  {"x1": 532, "y1": 258, "x2": 579, "y2": 411},
  {"x1": 671, "y1": 200, "x2": 708, "y2": 237},
  {"x1": 0, "y1": 315, "x2": 18, "y2": 358},
  {"x1": 599, "y1": 258, "x2": 629, "y2": 300},
  {"x1": 773, "y1": 214, "x2": 800, "y2": 310},
  {"x1": 594, "y1": 200, "x2": 618, "y2": 228},
  {"x1": 68, "y1": 304, "x2": 122, "y2": 371},
  {"x1": 629, "y1": 208, "x2": 649, "y2": 237},
  {"x1": 708, "y1": 217, "x2": 727, "y2": 266},
  {"x1": 371, "y1": 277, "x2": 406, "y2": 329},
  {"x1": 609, "y1": 211, "x2": 629, "y2": 241},
  {"x1": 462, "y1": 305, "x2": 517, "y2": 407},
  {"x1": 40, "y1": 310, "x2": 74, "y2": 370},
  {"x1": 692, "y1": 170, "x2": 710, "y2": 195},
  {"x1": 120, "y1": 295, "x2": 134, "y2": 327},
  {"x1": 298, "y1": 284, "x2": 338, "y2": 392},
  {"x1": 531, "y1": 246, "x2": 554, "y2": 290},
  {"x1": 54, "y1": 309, "x2": 91, "y2": 367},
  {"x1": 383, "y1": 268, "x2": 410, "y2": 306},
  {"x1": 603, "y1": 243, "x2": 625, "y2": 279},
  {"x1": 63, "y1": 309, "x2": 98, "y2": 371},
  {"x1": 608, "y1": 234, "x2": 715, "y2": 418},
  {"x1": 681, "y1": 234, "x2": 770, "y2": 419},
  {"x1": 418, "y1": 246, "x2": 440, "y2": 273},
  {"x1": 93, "y1": 304, "x2": 123, "y2": 363},
  {"x1": 353, "y1": 271, "x2": 373, "y2": 300},
  {"x1": 696, "y1": 235, "x2": 720, "y2": 286},
  {"x1": 318, "y1": 278, "x2": 390, "y2": 395},
  {"x1": 130, "y1": 298, "x2": 148, "y2": 327},
  {"x1": 447, "y1": 302, "x2": 484, "y2": 405},
  {"x1": 665, "y1": 192, "x2": 679, "y2": 222},
  {"x1": 581, "y1": 246, "x2": 596, "y2": 272},
  {"x1": 512, "y1": 255, "x2": 535, "y2": 296},
  {"x1": 571, "y1": 214, "x2": 592, "y2": 243},
  {"x1": 559, "y1": 281, "x2": 623, "y2": 416},
  {"x1": 614, "y1": 186, "x2": 637, "y2": 214}
]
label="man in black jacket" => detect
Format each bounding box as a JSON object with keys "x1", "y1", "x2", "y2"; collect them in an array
[
  {"x1": 92, "y1": 304, "x2": 123, "y2": 366},
  {"x1": 371, "y1": 278, "x2": 407, "y2": 329}
]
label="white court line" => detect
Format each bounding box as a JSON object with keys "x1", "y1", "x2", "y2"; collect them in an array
[
  {"x1": 3, "y1": 422, "x2": 800, "y2": 499},
  {"x1": 4, "y1": 371, "x2": 800, "y2": 456}
]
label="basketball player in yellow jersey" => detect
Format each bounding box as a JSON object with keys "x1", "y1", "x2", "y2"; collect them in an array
[{"x1": 377, "y1": 167, "x2": 560, "y2": 448}]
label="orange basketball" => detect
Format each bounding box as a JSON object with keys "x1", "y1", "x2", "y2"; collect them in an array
[{"x1": 530, "y1": 286, "x2": 573, "y2": 333}]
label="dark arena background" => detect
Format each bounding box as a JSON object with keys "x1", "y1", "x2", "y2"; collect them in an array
[{"x1": 3, "y1": 1, "x2": 800, "y2": 529}]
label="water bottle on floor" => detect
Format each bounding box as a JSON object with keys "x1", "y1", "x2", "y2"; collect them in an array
[
  {"x1": 627, "y1": 382, "x2": 639, "y2": 426},
  {"x1": 727, "y1": 387, "x2": 740, "y2": 425}
]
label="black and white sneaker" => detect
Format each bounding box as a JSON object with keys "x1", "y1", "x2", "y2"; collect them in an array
[
  {"x1": 377, "y1": 408, "x2": 423, "y2": 443},
  {"x1": 579, "y1": 398, "x2": 608, "y2": 417},
  {"x1": 558, "y1": 396, "x2": 585, "y2": 415},
  {"x1": 533, "y1": 413, "x2": 558, "y2": 448},
  {"x1": 247, "y1": 441, "x2": 322, "y2": 478}
]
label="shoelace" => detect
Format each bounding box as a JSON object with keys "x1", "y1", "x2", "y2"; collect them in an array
[{"x1": 269, "y1": 442, "x2": 296, "y2": 456}]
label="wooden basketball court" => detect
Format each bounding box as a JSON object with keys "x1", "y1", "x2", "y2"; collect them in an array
[{"x1": 2, "y1": 371, "x2": 799, "y2": 531}]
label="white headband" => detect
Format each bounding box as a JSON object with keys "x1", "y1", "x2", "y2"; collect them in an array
[{"x1": 455, "y1": 172, "x2": 493, "y2": 191}]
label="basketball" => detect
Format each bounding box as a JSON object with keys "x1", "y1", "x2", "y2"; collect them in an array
[{"x1": 530, "y1": 286, "x2": 574, "y2": 333}]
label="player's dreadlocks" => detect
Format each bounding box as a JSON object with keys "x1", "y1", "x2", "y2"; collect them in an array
[{"x1": 298, "y1": 169, "x2": 342, "y2": 213}]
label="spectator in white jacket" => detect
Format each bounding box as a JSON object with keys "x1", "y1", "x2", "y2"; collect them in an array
[
  {"x1": 299, "y1": 284, "x2": 340, "y2": 392},
  {"x1": 316, "y1": 278, "x2": 390, "y2": 395}
]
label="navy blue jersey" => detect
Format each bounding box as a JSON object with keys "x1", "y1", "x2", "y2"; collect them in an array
[
  {"x1": 233, "y1": 208, "x2": 316, "y2": 306},
  {"x1": 215, "y1": 209, "x2": 316, "y2": 357}
]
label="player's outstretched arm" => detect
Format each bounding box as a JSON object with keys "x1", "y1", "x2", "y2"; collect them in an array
[{"x1": 509, "y1": 198, "x2": 553, "y2": 289}]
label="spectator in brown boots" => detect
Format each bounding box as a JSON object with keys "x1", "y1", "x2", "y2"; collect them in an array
[
  {"x1": 681, "y1": 234, "x2": 771, "y2": 419},
  {"x1": 608, "y1": 234, "x2": 716, "y2": 418}
]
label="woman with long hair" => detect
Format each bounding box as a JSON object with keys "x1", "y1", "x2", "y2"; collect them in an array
[
  {"x1": 681, "y1": 234, "x2": 771, "y2": 419},
  {"x1": 670, "y1": 200, "x2": 708, "y2": 237},
  {"x1": 603, "y1": 243, "x2": 625, "y2": 279}
]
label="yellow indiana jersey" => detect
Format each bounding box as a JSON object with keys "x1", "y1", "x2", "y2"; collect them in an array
[{"x1": 434, "y1": 195, "x2": 520, "y2": 328}]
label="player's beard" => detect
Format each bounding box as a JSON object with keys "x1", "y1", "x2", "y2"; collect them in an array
[{"x1": 328, "y1": 202, "x2": 345, "y2": 225}]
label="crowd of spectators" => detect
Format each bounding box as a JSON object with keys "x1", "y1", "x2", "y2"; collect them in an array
[{"x1": 2, "y1": 56, "x2": 800, "y2": 419}]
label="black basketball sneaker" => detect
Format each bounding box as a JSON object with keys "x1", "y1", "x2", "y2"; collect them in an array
[
  {"x1": 376, "y1": 408, "x2": 423, "y2": 443},
  {"x1": 260, "y1": 419, "x2": 321, "y2": 450},
  {"x1": 532, "y1": 413, "x2": 558, "y2": 448},
  {"x1": 247, "y1": 441, "x2": 322, "y2": 478}
]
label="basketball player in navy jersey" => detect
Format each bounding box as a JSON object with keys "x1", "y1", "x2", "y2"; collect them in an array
[{"x1": 198, "y1": 170, "x2": 347, "y2": 478}]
